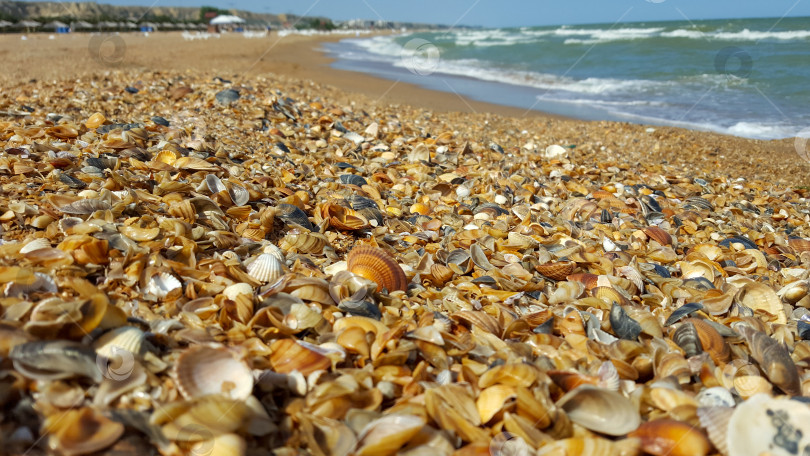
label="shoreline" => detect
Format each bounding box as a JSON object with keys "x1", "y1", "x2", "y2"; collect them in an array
[{"x1": 0, "y1": 31, "x2": 807, "y2": 185}]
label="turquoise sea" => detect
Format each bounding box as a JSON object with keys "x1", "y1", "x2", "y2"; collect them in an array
[{"x1": 323, "y1": 16, "x2": 810, "y2": 139}]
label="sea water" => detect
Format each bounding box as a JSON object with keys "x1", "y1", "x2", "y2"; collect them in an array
[{"x1": 323, "y1": 16, "x2": 810, "y2": 140}]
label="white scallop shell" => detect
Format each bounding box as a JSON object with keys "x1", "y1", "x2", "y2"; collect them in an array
[
  {"x1": 727, "y1": 394, "x2": 810, "y2": 456},
  {"x1": 20, "y1": 238, "x2": 51, "y2": 254},
  {"x1": 144, "y1": 272, "x2": 182, "y2": 298},
  {"x1": 246, "y1": 253, "x2": 283, "y2": 283},
  {"x1": 173, "y1": 345, "x2": 253, "y2": 400},
  {"x1": 262, "y1": 243, "x2": 286, "y2": 264},
  {"x1": 93, "y1": 326, "x2": 148, "y2": 358}
]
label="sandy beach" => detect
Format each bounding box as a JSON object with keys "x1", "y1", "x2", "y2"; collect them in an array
[
  {"x1": 2, "y1": 29, "x2": 810, "y2": 455},
  {"x1": 0, "y1": 31, "x2": 806, "y2": 186}
]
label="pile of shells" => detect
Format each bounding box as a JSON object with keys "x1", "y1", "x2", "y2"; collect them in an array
[{"x1": 1, "y1": 70, "x2": 810, "y2": 456}]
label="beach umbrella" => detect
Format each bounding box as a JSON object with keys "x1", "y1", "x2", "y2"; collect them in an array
[
  {"x1": 43, "y1": 21, "x2": 68, "y2": 28},
  {"x1": 126, "y1": 22, "x2": 138, "y2": 29},
  {"x1": 18, "y1": 20, "x2": 41, "y2": 28},
  {"x1": 0, "y1": 20, "x2": 13, "y2": 28},
  {"x1": 72, "y1": 20, "x2": 93, "y2": 29}
]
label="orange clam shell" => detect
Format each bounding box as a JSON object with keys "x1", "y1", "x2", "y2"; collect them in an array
[
  {"x1": 644, "y1": 226, "x2": 672, "y2": 246},
  {"x1": 567, "y1": 273, "x2": 598, "y2": 290},
  {"x1": 269, "y1": 339, "x2": 330, "y2": 376},
  {"x1": 628, "y1": 419, "x2": 711, "y2": 456},
  {"x1": 535, "y1": 261, "x2": 575, "y2": 281},
  {"x1": 347, "y1": 245, "x2": 408, "y2": 292},
  {"x1": 683, "y1": 318, "x2": 730, "y2": 363}
]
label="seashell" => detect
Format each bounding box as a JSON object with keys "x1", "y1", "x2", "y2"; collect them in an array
[
  {"x1": 556, "y1": 385, "x2": 640, "y2": 436},
  {"x1": 788, "y1": 237, "x2": 810, "y2": 253},
  {"x1": 644, "y1": 226, "x2": 672, "y2": 245},
  {"x1": 93, "y1": 326, "x2": 149, "y2": 359},
  {"x1": 120, "y1": 225, "x2": 161, "y2": 241},
  {"x1": 206, "y1": 174, "x2": 227, "y2": 193},
  {"x1": 695, "y1": 387, "x2": 735, "y2": 408},
  {"x1": 684, "y1": 318, "x2": 730, "y2": 364},
  {"x1": 44, "y1": 407, "x2": 124, "y2": 455},
  {"x1": 733, "y1": 373, "x2": 771, "y2": 398},
  {"x1": 696, "y1": 406, "x2": 734, "y2": 455},
  {"x1": 57, "y1": 198, "x2": 111, "y2": 214},
  {"x1": 223, "y1": 283, "x2": 253, "y2": 301},
  {"x1": 278, "y1": 231, "x2": 325, "y2": 256},
  {"x1": 20, "y1": 238, "x2": 51, "y2": 254},
  {"x1": 228, "y1": 183, "x2": 250, "y2": 206},
  {"x1": 428, "y1": 263, "x2": 454, "y2": 286},
  {"x1": 173, "y1": 156, "x2": 220, "y2": 171},
  {"x1": 535, "y1": 260, "x2": 575, "y2": 281},
  {"x1": 593, "y1": 286, "x2": 628, "y2": 306},
  {"x1": 151, "y1": 395, "x2": 254, "y2": 442},
  {"x1": 470, "y1": 243, "x2": 494, "y2": 271},
  {"x1": 339, "y1": 174, "x2": 367, "y2": 187},
  {"x1": 777, "y1": 279, "x2": 810, "y2": 304},
  {"x1": 321, "y1": 203, "x2": 370, "y2": 231},
  {"x1": 4, "y1": 271, "x2": 58, "y2": 297},
  {"x1": 549, "y1": 370, "x2": 599, "y2": 392},
  {"x1": 628, "y1": 419, "x2": 711, "y2": 456},
  {"x1": 144, "y1": 272, "x2": 182, "y2": 299},
  {"x1": 10, "y1": 340, "x2": 102, "y2": 382},
  {"x1": 174, "y1": 345, "x2": 253, "y2": 400},
  {"x1": 276, "y1": 203, "x2": 315, "y2": 231},
  {"x1": 425, "y1": 384, "x2": 488, "y2": 443},
  {"x1": 664, "y1": 302, "x2": 703, "y2": 326},
  {"x1": 735, "y1": 280, "x2": 786, "y2": 324},
  {"x1": 609, "y1": 303, "x2": 642, "y2": 341},
  {"x1": 337, "y1": 326, "x2": 371, "y2": 359},
  {"x1": 726, "y1": 394, "x2": 810, "y2": 456},
  {"x1": 269, "y1": 339, "x2": 331, "y2": 376},
  {"x1": 671, "y1": 321, "x2": 703, "y2": 358},
  {"x1": 246, "y1": 253, "x2": 284, "y2": 283},
  {"x1": 347, "y1": 245, "x2": 407, "y2": 292},
  {"x1": 649, "y1": 387, "x2": 698, "y2": 412},
  {"x1": 354, "y1": 414, "x2": 425, "y2": 456},
  {"x1": 536, "y1": 437, "x2": 639, "y2": 456},
  {"x1": 476, "y1": 384, "x2": 516, "y2": 423},
  {"x1": 445, "y1": 248, "x2": 473, "y2": 275},
  {"x1": 738, "y1": 325, "x2": 801, "y2": 396}
]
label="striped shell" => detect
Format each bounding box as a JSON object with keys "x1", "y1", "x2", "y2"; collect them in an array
[
  {"x1": 535, "y1": 260, "x2": 575, "y2": 281},
  {"x1": 246, "y1": 253, "x2": 284, "y2": 283},
  {"x1": 347, "y1": 245, "x2": 407, "y2": 292},
  {"x1": 173, "y1": 345, "x2": 253, "y2": 400},
  {"x1": 644, "y1": 226, "x2": 672, "y2": 245}
]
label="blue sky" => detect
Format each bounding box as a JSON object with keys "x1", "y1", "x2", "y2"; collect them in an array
[{"x1": 49, "y1": 0, "x2": 810, "y2": 27}]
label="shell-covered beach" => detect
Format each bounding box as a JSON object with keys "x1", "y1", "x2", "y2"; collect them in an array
[{"x1": 1, "y1": 32, "x2": 810, "y2": 455}]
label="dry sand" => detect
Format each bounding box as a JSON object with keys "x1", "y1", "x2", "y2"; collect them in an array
[{"x1": 0, "y1": 31, "x2": 807, "y2": 186}]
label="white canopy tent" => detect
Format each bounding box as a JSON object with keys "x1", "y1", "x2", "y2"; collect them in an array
[{"x1": 209, "y1": 15, "x2": 245, "y2": 25}]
